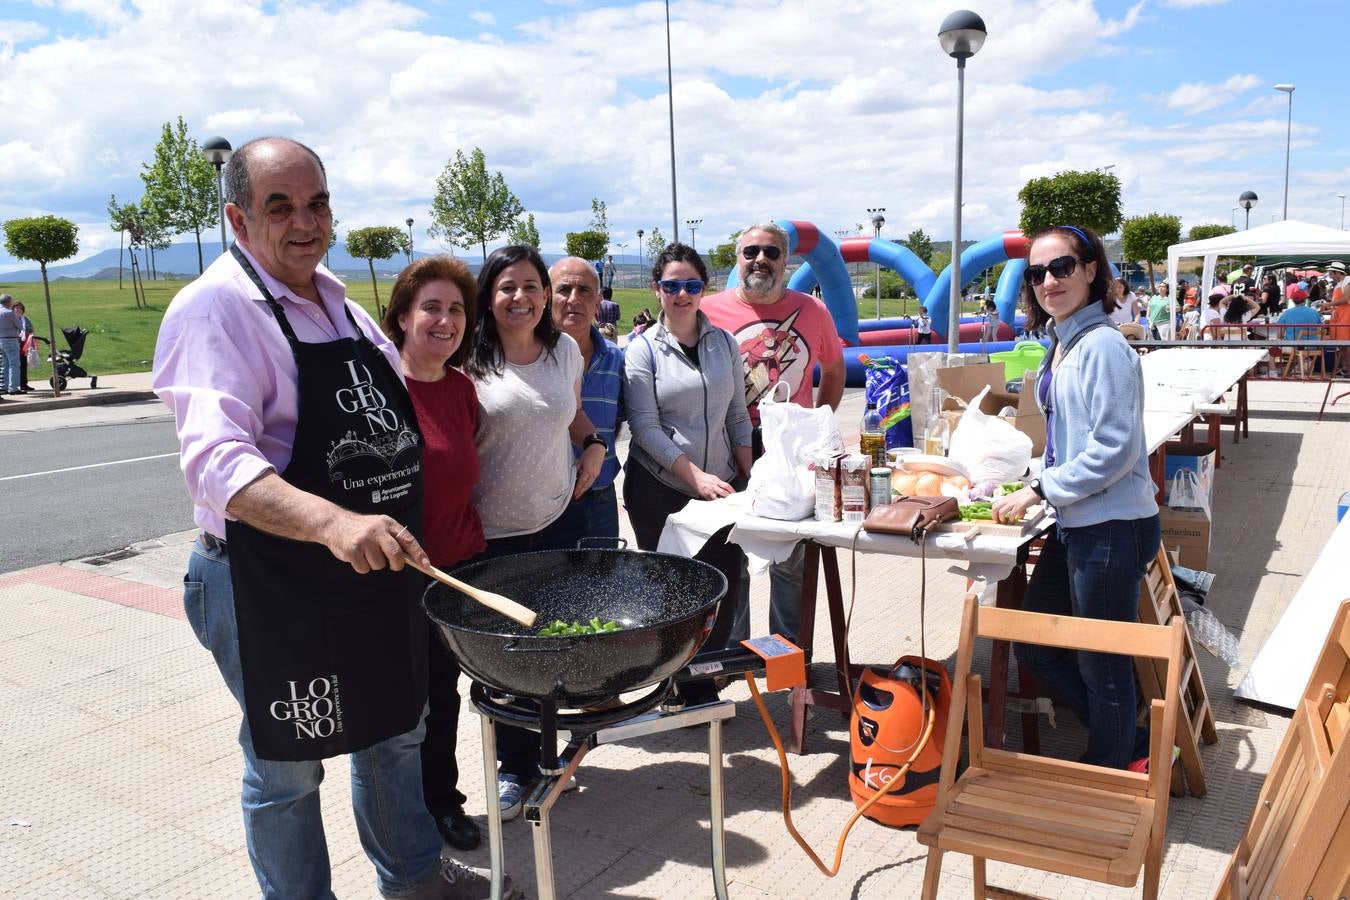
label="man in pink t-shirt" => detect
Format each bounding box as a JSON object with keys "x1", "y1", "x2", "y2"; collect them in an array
[{"x1": 702, "y1": 222, "x2": 845, "y2": 644}]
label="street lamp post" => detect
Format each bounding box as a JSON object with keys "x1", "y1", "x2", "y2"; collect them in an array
[
  {"x1": 1339, "y1": 194, "x2": 1346, "y2": 230},
  {"x1": 615, "y1": 241, "x2": 628, "y2": 285},
  {"x1": 938, "y1": 10, "x2": 987, "y2": 357},
  {"x1": 200, "y1": 136, "x2": 232, "y2": 253},
  {"x1": 867, "y1": 208, "x2": 885, "y2": 319},
  {"x1": 1239, "y1": 191, "x2": 1258, "y2": 230},
  {"x1": 686, "y1": 219, "x2": 702, "y2": 250},
  {"x1": 1231, "y1": 207, "x2": 1238, "y2": 229},
  {"x1": 665, "y1": 0, "x2": 680, "y2": 242},
  {"x1": 1274, "y1": 83, "x2": 1295, "y2": 220},
  {"x1": 405, "y1": 218, "x2": 414, "y2": 263}
]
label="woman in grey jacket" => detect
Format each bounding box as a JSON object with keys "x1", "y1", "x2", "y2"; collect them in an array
[
  {"x1": 992, "y1": 224, "x2": 1161, "y2": 771},
  {"x1": 623, "y1": 243, "x2": 753, "y2": 550}
]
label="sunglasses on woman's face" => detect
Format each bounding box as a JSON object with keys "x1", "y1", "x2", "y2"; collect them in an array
[
  {"x1": 659, "y1": 279, "x2": 705, "y2": 295},
  {"x1": 1022, "y1": 255, "x2": 1090, "y2": 286},
  {"x1": 740, "y1": 244, "x2": 782, "y2": 261}
]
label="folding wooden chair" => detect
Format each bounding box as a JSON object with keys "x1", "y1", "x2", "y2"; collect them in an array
[
  {"x1": 1215, "y1": 600, "x2": 1350, "y2": 899},
  {"x1": 917, "y1": 594, "x2": 1184, "y2": 899}
]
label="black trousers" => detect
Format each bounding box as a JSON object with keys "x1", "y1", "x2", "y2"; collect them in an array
[
  {"x1": 420, "y1": 634, "x2": 466, "y2": 816},
  {"x1": 622, "y1": 460, "x2": 701, "y2": 551}
]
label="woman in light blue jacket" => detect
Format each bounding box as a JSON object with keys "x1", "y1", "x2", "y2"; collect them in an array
[
  {"x1": 623, "y1": 243, "x2": 753, "y2": 550},
  {"x1": 992, "y1": 224, "x2": 1161, "y2": 771}
]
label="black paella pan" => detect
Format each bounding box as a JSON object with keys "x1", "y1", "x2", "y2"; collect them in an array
[{"x1": 422, "y1": 548, "x2": 727, "y2": 705}]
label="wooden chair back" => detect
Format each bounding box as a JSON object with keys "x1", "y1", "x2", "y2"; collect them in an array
[
  {"x1": 919, "y1": 594, "x2": 1185, "y2": 899},
  {"x1": 1216, "y1": 600, "x2": 1350, "y2": 900}
]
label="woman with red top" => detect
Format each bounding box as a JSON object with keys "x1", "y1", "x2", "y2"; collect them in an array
[{"x1": 382, "y1": 255, "x2": 485, "y2": 854}]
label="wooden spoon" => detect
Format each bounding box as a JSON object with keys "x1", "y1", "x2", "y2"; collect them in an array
[{"x1": 404, "y1": 555, "x2": 538, "y2": 628}]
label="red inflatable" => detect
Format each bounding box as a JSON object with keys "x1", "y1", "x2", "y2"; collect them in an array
[{"x1": 858, "y1": 322, "x2": 1015, "y2": 346}]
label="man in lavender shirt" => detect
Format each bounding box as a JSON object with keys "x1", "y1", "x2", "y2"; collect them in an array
[{"x1": 153, "y1": 138, "x2": 517, "y2": 900}]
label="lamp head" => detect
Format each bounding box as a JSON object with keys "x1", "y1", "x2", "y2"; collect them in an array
[
  {"x1": 200, "y1": 135, "x2": 232, "y2": 168},
  {"x1": 406, "y1": 217, "x2": 414, "y2": 227},
  {"x1": 1273, "y1": 83, "x2": 1295, "y2": 93},
  {"x1": 938, "y1": 10, "x2": 987, "y2": 59},
  {"x1": 1239, "y1": 190, "x2": 1258, "y2": 210}
]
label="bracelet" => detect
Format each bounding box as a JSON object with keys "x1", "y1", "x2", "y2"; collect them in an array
[{"x1": 582, "y1": 432, "x2": 606, "y2": 452}]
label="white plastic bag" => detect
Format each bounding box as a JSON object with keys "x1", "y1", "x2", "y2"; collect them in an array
[
  {"x1": 947, "y1": 385, "x2": 1033, "y2": 484},
  {"x1": 744, "y1": 382, "x2": 844, "y2": 521},
  {"x1": 1168, "y1": 469, "x2": 1210, "y2": 517},
  {"x1": 25, "y1": 342, "x2": 38, "y2": 369}
]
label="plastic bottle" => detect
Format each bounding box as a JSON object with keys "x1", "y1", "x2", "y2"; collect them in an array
[
  {"x1": 860, "y1": 402, "x2": 885, "y2": 467},
  {"x1": 923, "y1": 386, "x2": 950, "y2": 456}
]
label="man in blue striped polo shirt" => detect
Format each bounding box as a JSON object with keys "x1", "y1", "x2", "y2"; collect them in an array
[{"x1": 550, "y1": 257, "x2": 625, "y2": 538}]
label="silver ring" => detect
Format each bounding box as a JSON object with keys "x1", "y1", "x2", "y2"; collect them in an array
[{"x1": 394, "y1": 526, "x2": 410, "y2": 542}]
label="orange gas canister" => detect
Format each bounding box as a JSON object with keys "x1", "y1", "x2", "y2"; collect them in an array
[{"x1": 849, "y1": 656, "x2": 953, "y2": 827}]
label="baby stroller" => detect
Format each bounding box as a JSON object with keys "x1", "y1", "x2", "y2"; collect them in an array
[{"x1": 46, "y1": 326, "x2": 97, "y2": 391}]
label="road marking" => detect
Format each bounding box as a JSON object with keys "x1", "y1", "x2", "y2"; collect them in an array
[{"x1": 0, "y1": 452, "x2": 179, "y2": 482}]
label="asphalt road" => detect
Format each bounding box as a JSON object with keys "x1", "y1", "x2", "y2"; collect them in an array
[{"x1": 1, "y1": 401, "x2": 194, "y2": 573}]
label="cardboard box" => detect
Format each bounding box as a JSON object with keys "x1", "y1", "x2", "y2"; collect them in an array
[
  {"x1": 1159, "y1": 505, "x2": 1210, "y2": 570},
  {"x1": 1162, "y1": 442, "x2": 1215, "y2": 506},
  {"x1": 937, "y1": 362, "x2": 1046, "y2": 456}
]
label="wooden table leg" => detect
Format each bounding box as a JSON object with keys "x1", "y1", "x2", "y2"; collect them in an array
[
  {"x1": 1149, "y1": 446, "x2": 1167, "y2": 505},
  {"x1": 787, "y1": 542, "x2": 821, "y2": 755},
  {"x1": 1239, "y1": 374, "x2": 1250, "y2": 437},
  {"x1": 819, "y1": 547, "x2": 852, "y2": 706}
]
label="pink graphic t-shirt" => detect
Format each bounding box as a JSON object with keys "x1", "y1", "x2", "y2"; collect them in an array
[{"x1": 701, "y1": 288, "x2": 843, "y2": 421}]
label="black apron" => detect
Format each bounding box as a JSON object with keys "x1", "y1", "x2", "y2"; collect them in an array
[{"x1": 225, "y1": 246, "x2": 428, "y2": 761}]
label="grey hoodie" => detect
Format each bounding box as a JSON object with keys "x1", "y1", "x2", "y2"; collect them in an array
[
  {"x1": 624, "y1": 312, "x2": 752, "y2": 497},
  {"x1": 1038, "y1": 303, "x2": 1159, "y2": 527}
]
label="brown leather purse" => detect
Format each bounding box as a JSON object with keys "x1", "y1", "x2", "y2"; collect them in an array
[{"x1": 863, "y1": 496, "x2": 960, "y2": 543}]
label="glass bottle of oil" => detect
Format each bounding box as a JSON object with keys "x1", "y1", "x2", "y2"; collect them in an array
[
  {"x1": 859, "y1": 402, "x2": 886, "y2": 467},
  {"x1": 923, "y1": 386, "x2": 950, "y2": 456}
]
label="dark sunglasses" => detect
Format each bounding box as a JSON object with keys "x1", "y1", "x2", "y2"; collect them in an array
[
  {"x1": 658, "y1": 278, "x2": 705, "y2": 295},
  {"x1": 1023, "y1": 255, "x2": 1090, "y2": 287},
  {"x1": 741, "y1": 244, "x2": 782, "y2": 261}
]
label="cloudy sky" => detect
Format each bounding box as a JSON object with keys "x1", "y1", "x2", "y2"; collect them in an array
[{"x1": 1, "y1": 0, "x2": 1345, "y2": 270}]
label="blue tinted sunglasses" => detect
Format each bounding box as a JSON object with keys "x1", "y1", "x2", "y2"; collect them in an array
[{"x1": 658, "y1": 279, "x2": 705, "y2": 295}]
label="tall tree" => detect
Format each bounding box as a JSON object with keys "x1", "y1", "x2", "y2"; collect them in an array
[
  {"x1": 1121, "y1": 213, "x2": 1181, "y2": 291},
  {"x1": 427, "y1": 147, "x2": 523, "y2": 260},
  {"x1": 508, "y1": 213, "x2": 541, "y2": 249},
  {"x1": 589, "y1": 199, "x2": 610, "y2": 255},
  {"x1": 140, "y1": 116, "x2": 219, "y2": 274},
  {"x1": 3, "y1": 215, "x2": 79, "y2": 396},
  {"x1": 645, "y1": 227, "x2": 666, "y2": 262},
  {"x1": 1186, "y1": 224, "x2": 1237, "y2": 242},
  {"x1": 139, "y1": 196, "x2": 172, "y2": 281},
  {"x1": 901, "y1": 227, "x2": 935, "y2": 264},
  {"x1": 346, "y1": 226, "x2": 411, "y2": 320},
  {"x1": 1018, "y1": 169, "x2": 1124, "y2": 237},
  {"x1": 564, "y1": 231, "x2": 607, "y2": 261},
  {"x1": 106, "y1": 194, "x2": 138, "y2": 289}
]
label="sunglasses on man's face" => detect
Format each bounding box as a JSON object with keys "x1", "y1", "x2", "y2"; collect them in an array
[
  {"x1": 659, "y1": 279, "x2": 705, "y2": 296},
  {"x1": 1022, "y1": 255, "x2": 1090, "y2": 287},
  {"x1": 741, "y1": 244, "x2": 783, "y2": 261}
]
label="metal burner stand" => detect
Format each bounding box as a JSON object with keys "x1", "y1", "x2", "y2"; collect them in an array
[{"x1": 472, "y1": 681, "x2": 735, "y2": 900}]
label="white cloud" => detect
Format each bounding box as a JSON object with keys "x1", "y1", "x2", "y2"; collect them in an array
[
  {"x1": 1160, "y1": 0, "x2": 1229, "y2": 7},
  {"x1": 468, "y1": 10, "x2": 494, "y2": 26},
  {"x1": 0, "y1": 20, "x2": 49, "y2": 47},
  {"x1": 1101, "y1": 1, "x2": 1148, "y2": 38},
  {"x1": 0, "y1": 0, "x2": 1343, "y2": 268},
  {"x1": 1163, "y1": 73, "x2": 1261, "y2": 115}
]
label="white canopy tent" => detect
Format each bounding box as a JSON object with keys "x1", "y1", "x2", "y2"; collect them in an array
[{"x1": 1165, "y1": 219, "x2": 1350, "y2": 326}]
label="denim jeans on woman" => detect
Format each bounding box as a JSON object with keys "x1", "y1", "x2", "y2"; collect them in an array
[
  {"x1": 1015, "y1": 514, "x2": 1161, "y2": 769},
  {"x1": 185, "y1": 537, "x2": 443, "y2": 899}
]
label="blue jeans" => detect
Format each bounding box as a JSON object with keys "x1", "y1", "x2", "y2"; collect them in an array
[
  {"x1": 0, "y1": 337, "x2": 19, "y2": 392},
  {"x1": 186, "y1": 537, "x2": 443, "y2": 899},
  {"x1": 575, "y1": 483, "x2": 620, "y2": 541},
  {"x1": 1015, "y1": 515, "x2": 1161, "y2": 769}
]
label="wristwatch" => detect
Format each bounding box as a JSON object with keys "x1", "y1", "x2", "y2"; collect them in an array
[
  {"x1": 582, "y1": 432, "x2": 606, "y2": 452},
  {"x1": 1028, "y1": 477, "x2": 1045, "y2": 499}
]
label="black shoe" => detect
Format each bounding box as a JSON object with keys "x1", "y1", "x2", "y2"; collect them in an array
[
  {"x1": 436, "y1": 808, "x2": 482, "y2": 852},
  {"x1": 19, "y1": 386, "x2": 32, "y2": 392}
]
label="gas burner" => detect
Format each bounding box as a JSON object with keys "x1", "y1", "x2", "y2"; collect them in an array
[{"x1": 470, "y1": 678, "x2": 736, "y2": 900}]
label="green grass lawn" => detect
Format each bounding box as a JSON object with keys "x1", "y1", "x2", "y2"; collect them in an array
[{"x1": 0, "y1": 276, "x2": 994, "y2": 376}]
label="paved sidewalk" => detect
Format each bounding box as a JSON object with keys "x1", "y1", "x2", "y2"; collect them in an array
[
  {"x1": 0, "y1": 371, "x2": 156, "y2": 416},
  {"x1": 3, "y1": 381, "x2": 1349, "y2": 898}
]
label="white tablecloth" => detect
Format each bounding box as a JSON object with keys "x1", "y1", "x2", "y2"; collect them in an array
[
  {"x1": 1140, "y1": 348, "x2": 1266, "y2": 452},
  {"x1": 1236, "y1": 511, "x2": 1350, "y2": 711},
  {"x1": 658, "y1": 493, "x2": 1046, "y2": 603}
]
